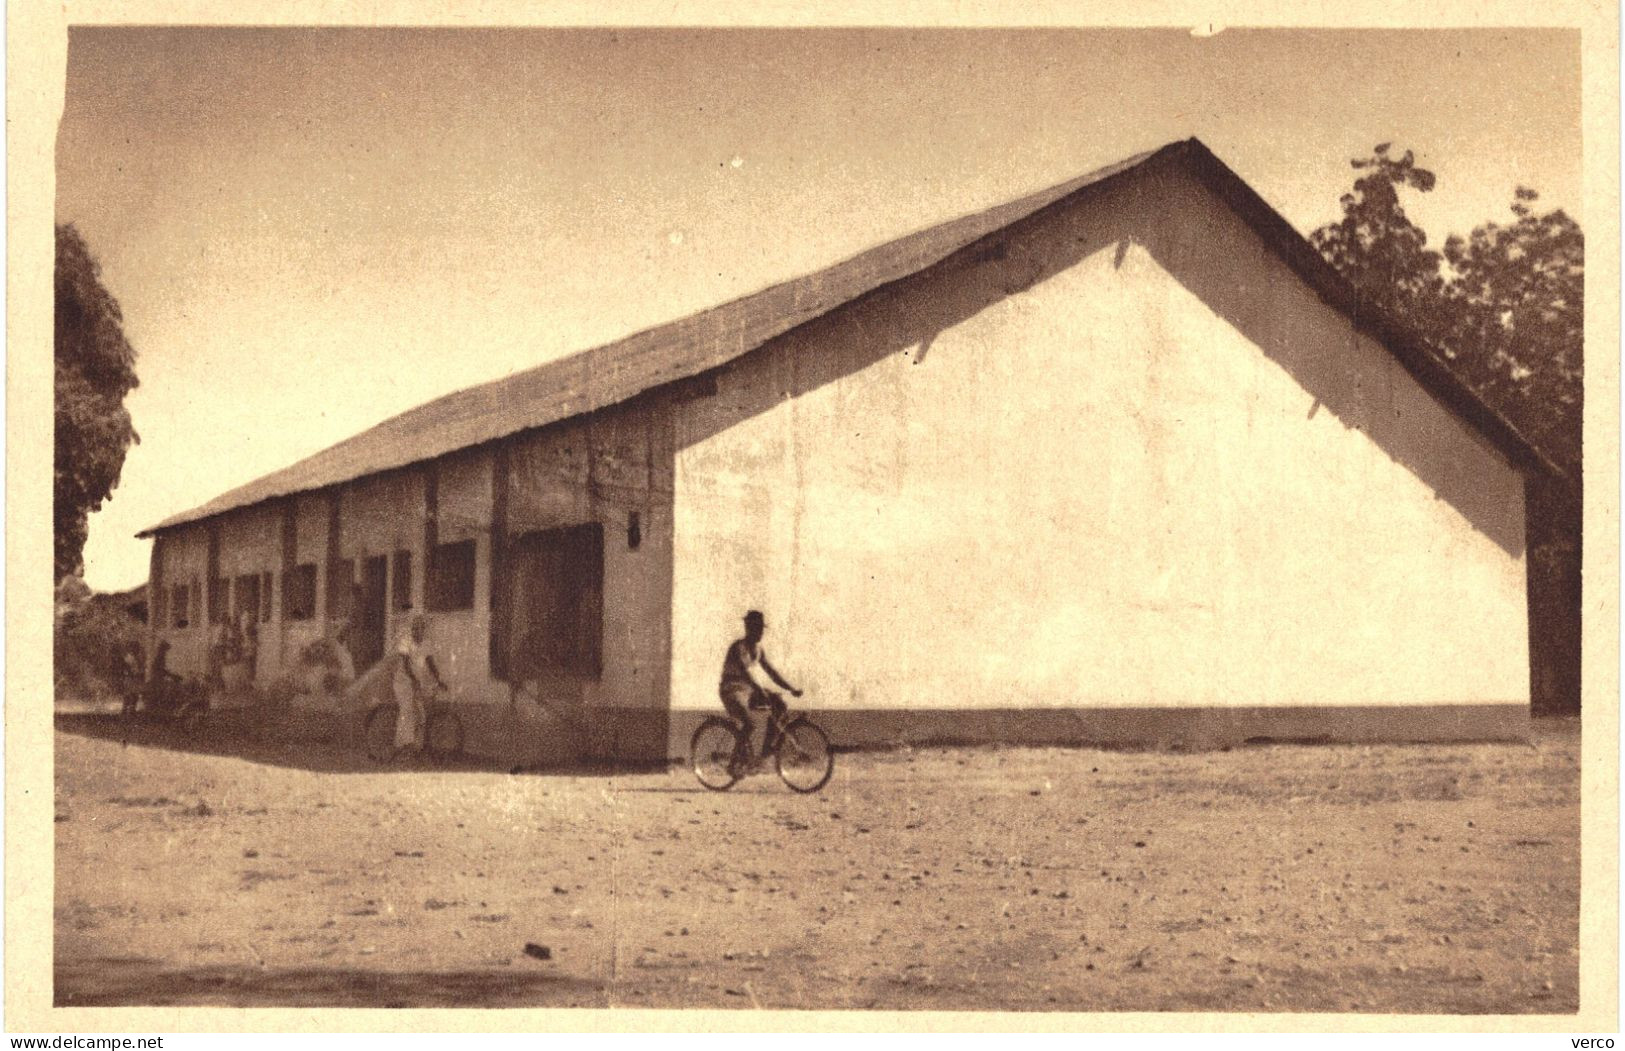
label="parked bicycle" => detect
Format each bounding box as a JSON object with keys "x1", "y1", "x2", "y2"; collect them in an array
[
  {"x1": 122, "y1": 676, "x2": 209, "y2": 738},
  {"x1": 362, "y1": 689, "x2": 466, "y2": 763},
  {"x1": 690, "y1": 694, "x2": 833, "y2": 793}
]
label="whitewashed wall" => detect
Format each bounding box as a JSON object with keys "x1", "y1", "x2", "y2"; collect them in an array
[
  {"x1": 149, "y1": 523, "x2": 209, "y2": 677},
  {"x1": 338, "y1": 469, "x2": 426, "y2": 669},
  {"x1": 504, "y1": 409, "x2": 676, "y2": 729},
  {"x1": 670, "y1": 166, "x2": 1528, "y2": 742},
  {"x1": 215, "y1": 504, "x2": 281, "y2": 681}
]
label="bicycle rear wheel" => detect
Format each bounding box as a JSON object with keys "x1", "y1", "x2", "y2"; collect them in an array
[
  {"x1": 177, "y1": 703, "x2": 205, "y2": 736},
  {"x1": 775, "y1": 717, "x2": 833, "y2": 793},
  {"x1": 691, "y1": 717, "x2": 743, "y2": 791},
  {"x1": 425, "y1": 708, "x2": 465, "y2": 759},
  {"x1": 363, "y1": 704, "x2": 400, "y2": 763}
]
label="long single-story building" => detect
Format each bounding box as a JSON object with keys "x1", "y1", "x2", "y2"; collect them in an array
[{"x1": 138, "y1": 138, "x2": 1548, "y2": 763}]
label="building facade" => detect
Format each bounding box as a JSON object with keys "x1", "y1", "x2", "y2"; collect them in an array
[{"x1": 140, "y1": 140, "x2": 1540, "y2": 762}]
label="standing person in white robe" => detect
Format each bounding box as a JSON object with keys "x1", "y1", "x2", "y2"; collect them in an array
[{"x1": 393, "y1": 614, "x2": 447, "y2": 751}]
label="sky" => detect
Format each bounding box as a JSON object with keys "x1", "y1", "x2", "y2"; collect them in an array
[{"x1": 56, "y1": 26, "x2": 1583, "y2": 591}]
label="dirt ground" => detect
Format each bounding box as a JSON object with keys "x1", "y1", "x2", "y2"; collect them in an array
[{"x1": 54, "y1": 712, "x2": 1579, "y2": 1013}]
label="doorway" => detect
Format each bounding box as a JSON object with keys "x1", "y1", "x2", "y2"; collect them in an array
[
  {"x1": 508, "y1": 523, "x2": 604, "y2": 682},
  {"x1": 232, "y1": 573, "x2": 263, "y2": 680},
  {"x1": 355, "y1": 554, "x2": 388, "y2": 671}
]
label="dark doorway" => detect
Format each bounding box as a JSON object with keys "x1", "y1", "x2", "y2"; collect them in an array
[
  {"x1": 508, "y1": 523, "x2": 604, "y2": 682},
  {"x1": 232, "y1": 573, "x2": 264, "y2": 679},
  {"x1": 355, "y1": 555, "x2": 388, "y2": 671},
  {"x1": 232, "y1": 573, "x2": 262, "y2": 624}
]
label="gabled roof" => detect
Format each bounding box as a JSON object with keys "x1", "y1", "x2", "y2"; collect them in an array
[{"x1": 139, "y1": 138, "x2": 1557, "y2": 537}]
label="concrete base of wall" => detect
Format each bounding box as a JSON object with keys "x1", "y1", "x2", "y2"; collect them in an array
[
  {"x1": 668, "y1": 703, "x2": 1529, "y2": 757},
  {"x1": 286, "y1": 693, "x2": 672, "y2": 767},
  {"x1": 265, "y1": 700, "x2": 1531, "y2": 767},
  {"x1": 455, "y1": 703, "x2": 670, "y2": 766}
]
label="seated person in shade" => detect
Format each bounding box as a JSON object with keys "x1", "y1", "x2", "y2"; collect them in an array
[
  {"x1": 116, "y1": 639, "x2": 146, "y2": 717},
  {"x1": 141, "y1": 640, "x2": 185, "y2": 712},
  {"x1": 236, "y1": 609, "x2": 258, "y2": 667}
]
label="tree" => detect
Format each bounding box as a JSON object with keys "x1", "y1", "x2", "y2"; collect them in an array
[
  {"x1": 1440, "y1": 190, "x2": 1584, "y2": 479},
  {"x1": 55, "y1": 223, "x2": 139, "y2": 582},
  {"x1": 1309, "y1": 143, "x2": 1448, "y2": 331}
]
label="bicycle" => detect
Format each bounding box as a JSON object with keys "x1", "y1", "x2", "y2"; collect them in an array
[
  {"x1": 122, "y1": 677, "x2": 208, "y2": 740},
  {"x1": 362, "y1": 691, "x2": 465, "y2": 764},
  {"x1": 690, "y1": 696, "x2": 834, "y2": 793}
]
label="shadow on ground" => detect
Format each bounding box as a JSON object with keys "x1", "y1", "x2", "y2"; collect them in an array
[
  {"x1": 54, "y1": 711, "x2": 667, "y2": 779},
  {"x1": 55, "y1": 956, "x2": 607, "y2": 1008},
  {"x1": 55, "y1": 706, "x2": 1579, "y2": 779}
]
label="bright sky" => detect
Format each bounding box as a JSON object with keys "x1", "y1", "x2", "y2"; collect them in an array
[{"x1": 57, "y1": 27, "x2": 1582, "y2": 592}]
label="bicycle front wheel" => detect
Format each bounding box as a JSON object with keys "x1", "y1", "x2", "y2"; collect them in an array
[
  {"x1": 691, "y1": 717, "x2": 743, "y2": 791},
  {"x1": 363, "y1": 704, "x2": 400, "y2": 763},
  {"x1": 775, "y1": 717, "x2": 833, "y2": 793}
]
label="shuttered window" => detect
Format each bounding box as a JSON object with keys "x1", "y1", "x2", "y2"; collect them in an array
[
  {"x1": 392, "y1": 550, "x2": 413, "y2": 611},
  {"x1": 427, "y1": 540, "x2": 476, "y2": 612},
  {"x1": 234, "y1": 573, "x2": 262, "y2": 624},
  {"x1": 283, "y1": 563, "x2": 318, "y2": 621},
  {"x1": 327, "y1": 558, "x2": 356, "y2": 621}
]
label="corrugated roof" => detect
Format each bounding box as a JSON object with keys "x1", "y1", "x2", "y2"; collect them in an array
[{"x1": 140, "y1": 138, "x2": 1556, "y2": 537}]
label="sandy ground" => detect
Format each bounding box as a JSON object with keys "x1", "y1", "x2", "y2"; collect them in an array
[{"x1": 54, "y1": 712, "x2": 1579, "y2": 1013}]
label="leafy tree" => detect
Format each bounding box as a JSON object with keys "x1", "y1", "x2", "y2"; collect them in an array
[
  {"x1": 1309, "y1": 143, "x2": 1447, "y2": 332},
  {"x1": 1440, "y1": 190, "x2": 1584, "y2": 479},
  {"x1": 54, "y1": 570, "x2": 146, "y2": 707},
  {"x1": 55, "y1": 223, "x2": 139, "y2": 582},
  {"x1": 1309, "y1": 144, "x2": 1583, "y2": 482}
]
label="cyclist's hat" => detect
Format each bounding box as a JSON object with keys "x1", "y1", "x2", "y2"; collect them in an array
[{"x1": 743, "y1": 610, "x2": 765, "y2": 627}]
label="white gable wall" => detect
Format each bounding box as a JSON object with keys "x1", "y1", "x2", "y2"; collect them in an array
[{"x1": 670, "y1": 167, "x2": 1526, "y2": 743}]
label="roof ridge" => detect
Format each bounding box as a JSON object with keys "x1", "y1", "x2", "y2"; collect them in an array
[
  {"x1": 139, "y1": 135, "x2": 1558, "y2": 537},
  {"x1": 139, "y1": 139, "x2": 1187, "y2": 535},
  {"x1": 254, "y1": 142, "x2": 1180, "y2": 460}
]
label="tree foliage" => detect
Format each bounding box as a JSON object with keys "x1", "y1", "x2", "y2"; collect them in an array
[
  {"x1": 1440, "y1": 191, "x2": 1584, "y2": 478},
  {"x1": 1310, "y1": 144, "x2": 1584, "y2": 482},
  {"x1": 1310, "y1": 143, "x2": 1446, "y2": 331},
  {"x1": 54, "y1": 573, "x2": 146, "y2": 706},
  {"x1": 55, "y1": 223, "x2": 139, "y2": 582}
]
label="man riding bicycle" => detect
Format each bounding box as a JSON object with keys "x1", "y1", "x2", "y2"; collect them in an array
[{"x1": 719, "y1": 610, "x2": 802, "y2": 772}]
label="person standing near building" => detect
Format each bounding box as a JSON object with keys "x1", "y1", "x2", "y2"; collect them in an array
[
  {"x1": 393, "y1": 613, "x2": 447, "y2": 753},
  {"x1": 237, "y1": 608, "x2": 258, "y2": 670}
]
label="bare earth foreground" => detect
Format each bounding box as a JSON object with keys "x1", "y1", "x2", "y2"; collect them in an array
[{"x1": 55, "y1": 714, "x2": 1578, "y2": 1013}]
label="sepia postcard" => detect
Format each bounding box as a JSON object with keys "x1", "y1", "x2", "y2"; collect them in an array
[{"x1": 8, "y1": 0, "x2": 1619, "y2": 1036}]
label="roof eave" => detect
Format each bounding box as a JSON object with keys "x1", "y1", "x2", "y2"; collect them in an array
[
  {"x1": 137, "y1": 137, "x2": 1571, "y2": 539},
  {"x1": 1178, "y1": 138, "x2": 1570, "y2": 492}
]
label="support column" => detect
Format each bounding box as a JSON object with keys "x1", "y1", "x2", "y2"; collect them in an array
[
  {"x1": 147, "y1": 536, "x2": 165, "y2": 670},
  {"x1": 279, "y1": 497, "x2": 297, "y2": 638},
  {"x1": 205, "y1": 520, "x2": 221, "y2": 629},
  {"x1": 422, "y1": 463, "x2": 439, "y2": 612},
  {"x1": 489, "y1": 444, "x2": 511, "y2": 681},
  {"x1": 325, "y1": 488, "x2": 344, "y2": 625}
]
